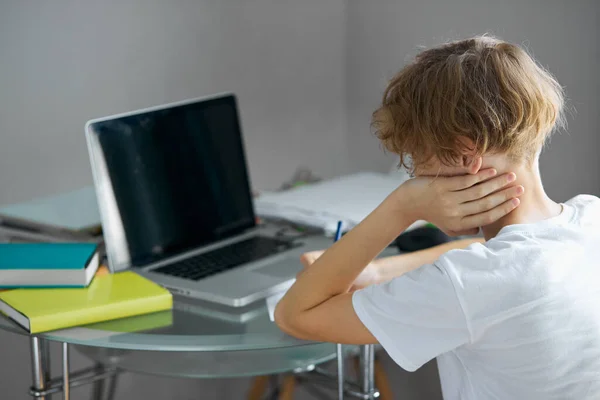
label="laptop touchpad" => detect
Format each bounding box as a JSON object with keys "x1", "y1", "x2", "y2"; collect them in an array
[{"x1": 253, "y1": 259, "x2": 301, "y2": 278}]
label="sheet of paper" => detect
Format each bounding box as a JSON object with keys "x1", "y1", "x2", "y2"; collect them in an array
[
  {"x1": 266, "y1": 289, "x2": 289, "y2": 322},
  {"x1": 0, "y1": 187, "x2": 100, "y2": 231},
  {"x1": 255, "y1": 172, "x2": 424, "y2": 235}
]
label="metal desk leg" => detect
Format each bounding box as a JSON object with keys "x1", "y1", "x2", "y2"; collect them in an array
[
  {"x1": 31, "y1": 337, "x2": 50, "y2": 400},
  {"x1": 91, "y1": 365, "x2": 119, "y2": 400},
  {"x1": 359, "y1": 345, "x2": 376, "y2": 399},
  {"x1": 337, "y1": 344, "x2": 344, "y2": 400},
  {"x1": 41, "y1": 340, "x2": 52, "y2": 399},
  {"x1": 91, "y1": 365, "x2": 105, "y2": 400},
  {"x1": 104, "y1": 373, "x2": 119, "y2": 400},
  {"x1": 267, "y1": 375, "x2": 280, "y2": 400},
  {"x1": 62, "y1": 343, "x2": 70, "y2": 400}
]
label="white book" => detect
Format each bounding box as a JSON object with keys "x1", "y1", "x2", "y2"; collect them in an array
[{"x1": 0, "y1": 187, "x2": 101, "y2": 235}]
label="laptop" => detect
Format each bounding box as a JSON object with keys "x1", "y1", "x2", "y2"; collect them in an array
[{"x1": 85, "y1": 93, "x2": 311, "y2": 307}]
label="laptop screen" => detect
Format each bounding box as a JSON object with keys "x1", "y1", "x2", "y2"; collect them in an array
[{"x1": 86, "y1": 95, "x2": 256, "y2": 267}]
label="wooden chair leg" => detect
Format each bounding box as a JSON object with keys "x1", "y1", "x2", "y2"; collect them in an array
[
  {"x1": 374, "y1": 358, "x2": 393, "y2": 400},
  {"x1": 247, "y1": 375, "x2": 270, "y2": 400},
  {"x1": 352, "y1": 355, "x2": 360, "y2": 377},
  {"x1": 278, "y1": 375, "x2": 296, "y2": 400}
]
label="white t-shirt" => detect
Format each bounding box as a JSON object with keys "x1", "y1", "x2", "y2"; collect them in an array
[{"x1": 353, "y1": 195, "x2": 600, "y2": 400}]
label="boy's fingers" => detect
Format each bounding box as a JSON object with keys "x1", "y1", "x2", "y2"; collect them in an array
[
  {"x1": 449, "y1": 168, "x2": 497, "y2": 190},
  {"x1": 459, "y1": 173, "x2": 517, "y2": 202},
  {"x1": 461, "y1": 198, "x2": 520, "y2": 228},
  {"x1": 299, "y1": 254, "x2": 314, "y2": 268},
  {"x1": 461, "y1": 185, "x2": 524, "y2": 215},
  {"x1": 300, "y1": 250, "x2": 324, "y2": 268}
]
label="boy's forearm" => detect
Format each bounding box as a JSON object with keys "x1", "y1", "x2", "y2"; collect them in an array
[
  {"x1": 276, "y1": 192, "x2": 413, "y2": 317},
  {"x1": 372, "y1": 237, "x2": 485, "y2": 283}
]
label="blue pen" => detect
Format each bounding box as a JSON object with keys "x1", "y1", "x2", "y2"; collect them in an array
[
  {"x1": 334, "y1": 220, "x2": 343, "y2": 242},
  {"x1": 334, "y1": 220, "x2": 345, "y2": 399}
]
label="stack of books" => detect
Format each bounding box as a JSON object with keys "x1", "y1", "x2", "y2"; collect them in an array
[
  {"x1": 0, "y1": 188, "x2": 173, "y2": 334},
  {"x1": 0, "y1": 242, "x2": 172, "y2": 334}
]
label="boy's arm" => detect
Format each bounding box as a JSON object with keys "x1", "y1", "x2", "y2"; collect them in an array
[
  {"x1": 275, "y1": 169, "x2": 520, "y2": 343},
  {"x1": 372, "y1": 237, "x2": 484, "y2": 284},
  {"x1": 276, "y1": 193, "x2": 412, "y2": 343},
  {"x1": 299, "y1": 237, "x2": 484, "y2": 289}
]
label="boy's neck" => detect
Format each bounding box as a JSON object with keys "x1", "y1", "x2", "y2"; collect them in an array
[{"x1": 480, "y1": 160, "x2": 562, "y2": 240}]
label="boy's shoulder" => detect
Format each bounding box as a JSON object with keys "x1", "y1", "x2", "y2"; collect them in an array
[
  {"x1": 435, "y1": 240, "x2": 499, "y2": 275},
  {"x1": 565, "y1": 194, "x2": 600, "y2": 206},
  {"x1": 564, "y1": 194, "x2": 600, "y2": 223},
  {"x1": 435, "y1": 193, "x2": 600, "y2": 293},
  {"x1": 431, "y1": 194, "x2": 600, "y2": 326}
]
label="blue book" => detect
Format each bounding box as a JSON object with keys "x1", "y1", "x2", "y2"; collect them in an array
[{"x1": 0, "y1": 243, "x2": 99, "y2": 288}]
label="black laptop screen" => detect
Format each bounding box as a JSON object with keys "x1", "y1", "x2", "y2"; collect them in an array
[{"x1": 88, "y1": 95, "x2": 256, "y2": 266}]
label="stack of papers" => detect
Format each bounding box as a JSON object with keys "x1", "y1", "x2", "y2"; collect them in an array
[
  {"x1": 0, "y1": 187, "x2": 102, "y2": 243},
  {"x1": 266, "y1": 290, "x2": 288, "y2": 322},
  {"x1": 255, "y1": 172, "x2": 425, "y2": 235}
]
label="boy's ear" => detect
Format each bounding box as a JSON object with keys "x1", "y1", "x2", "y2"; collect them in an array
[
  {"x1": 464, "y1": 156, "x2": 483, "y2": 175},
  {"x1": 457, "y1": 137, "x2": 481, "y2": 175}
]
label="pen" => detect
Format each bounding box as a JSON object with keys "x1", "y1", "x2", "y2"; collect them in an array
[
  {"x1": 334, "y1": 220, "x2": 343, "y2": 242},
  {"x1": 334, "y1": 220, "x2": 344, "y2": 400}
]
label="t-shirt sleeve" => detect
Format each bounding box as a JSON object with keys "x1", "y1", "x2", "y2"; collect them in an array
[{"x1": 352, "y1": 262, "x2": 471, "y2": 372}]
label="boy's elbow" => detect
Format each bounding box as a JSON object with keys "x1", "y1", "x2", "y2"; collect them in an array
[{"x1": 274, "y1": 302, "x2": 304, "y2": 338}]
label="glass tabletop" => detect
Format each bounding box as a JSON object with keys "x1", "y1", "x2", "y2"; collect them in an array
[
  {"x1": 0, "y1": 233, "x2": 400, "y2": 355},
  {"x1": 73, "y1": 343, "x2": 341, "y2": 378},
  {"x1": 0, "y1": 294, "x2": 314, "y2": 352}
]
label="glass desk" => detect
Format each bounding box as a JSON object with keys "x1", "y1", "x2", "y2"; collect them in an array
[{"x1": 0, "y1": 293, "x2": 378, "y2": 400}]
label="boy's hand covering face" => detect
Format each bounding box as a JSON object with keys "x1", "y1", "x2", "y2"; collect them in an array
[{"x1": 397, "y1": 168, "x2": 524, "y2": 236}]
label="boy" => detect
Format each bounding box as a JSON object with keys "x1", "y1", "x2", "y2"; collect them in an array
[{"x1": 275, "y1": 36, "x2": 600, "y2": 399}]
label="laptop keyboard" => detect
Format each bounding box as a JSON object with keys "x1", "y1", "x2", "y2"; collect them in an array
[{"x1": 153, "y1": 236, "x2": 299, "y2": 281}]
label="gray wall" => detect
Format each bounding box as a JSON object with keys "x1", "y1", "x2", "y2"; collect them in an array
[
  {"x1": 0, "y1": 1, "x2": 347, "y2": 399},
  {"x1": 0, "y1": 0, "x2": 347, "y2": 206},
  {"x1": 346, "y1": 0, "x2": 600, "y2": 202},
  {"x1": 1, "y1": 1, "x2": 599, "y2": 399}
]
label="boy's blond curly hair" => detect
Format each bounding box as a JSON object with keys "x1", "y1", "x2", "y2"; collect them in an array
[{"x1": 372, "y1": 35, "x2": 565, "y2": 172}]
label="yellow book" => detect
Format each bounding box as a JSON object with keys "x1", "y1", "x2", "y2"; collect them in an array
[
  {"x1": 84, "y1": 310, "x2": 173, "y2": 333},
  {"x1": 0, "y1": 271, "x2": 172, "y2": 333}
]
